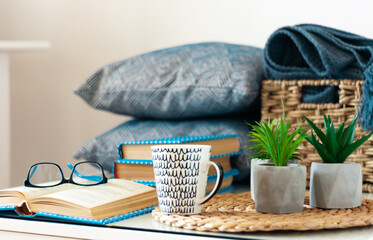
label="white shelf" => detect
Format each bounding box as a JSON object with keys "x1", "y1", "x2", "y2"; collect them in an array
[
  {"x1": 0, "y1": 41, "x2": 51, "y2": 52},
  {"x1": 0, "y1": 40, "x2": 50, "y2": 188}
]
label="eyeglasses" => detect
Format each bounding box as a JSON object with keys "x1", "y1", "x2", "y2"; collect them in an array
[{"x1": 24, "y1": 161, "x2": 108, "y2": 188}]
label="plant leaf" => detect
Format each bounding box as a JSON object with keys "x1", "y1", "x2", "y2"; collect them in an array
[
  {"x1": 304, "y1": 116, "x2": 326, "y2": 144},
  {"x1": 311, "y1": 133, "x2": 335, "y2": 163},
  {"x1": 341, "y1": 117, "x2": 357, "y2": 148},
  {"x1": 323, "y1": 115, "x2": 329, "y2": 133},
  {"x1": 246, "y1": 103, "x2": 306, "y2": 166},
  {"x1": 286, "y1": 128, "x2": 307, "y2": 162},
  {"x1": 337, "y1": 131, "x2": 373, "y2": 163},
  {"x1": 335, "y1": 122, "x2": 345, "y2": 146},
  {"x1": 324, "y1": 121, "x2": 338, "y2": 159},
  {"x1": 263, "y1": 122, "x2": 278, "y2": 165}
]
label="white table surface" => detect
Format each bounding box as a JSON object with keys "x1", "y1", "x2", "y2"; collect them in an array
[{"x1": 0, "y1": 189, "x2": 372, "y2": 240}]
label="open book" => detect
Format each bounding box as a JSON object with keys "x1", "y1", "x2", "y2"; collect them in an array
[{"x1": 0, "y1": 179, "x2": 158, "y2": 224}]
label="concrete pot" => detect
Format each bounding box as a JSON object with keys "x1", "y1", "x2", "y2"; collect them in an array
[
  {"x1": 310, "y1": 162, "x2": 362, "y2": 209},
  {"x1": 250, "y1": 159, "x2": 300, "y2": 201},
  {"x1": 250, "y1": 159, "x2": 272, "y2": 201},
  {"x1": 253, "y1": 163, "x2": 306, "y2": 214}
]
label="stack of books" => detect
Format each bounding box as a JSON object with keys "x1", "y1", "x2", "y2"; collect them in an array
[{"x1": 113, "y1": 134, "x2": 242, "y2": 193}]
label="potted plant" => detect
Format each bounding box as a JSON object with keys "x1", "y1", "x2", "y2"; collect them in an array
[
  {"x1": 248, "y1": 106, "x2": 307, "y2": 214},
  {"x1": 304, "y1": 115, "x2": 373, "y2": 209}
]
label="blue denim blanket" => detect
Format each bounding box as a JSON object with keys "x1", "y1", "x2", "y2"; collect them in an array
[{"x1": 265, "y1": 24, "x2": 373, "y2": 130}]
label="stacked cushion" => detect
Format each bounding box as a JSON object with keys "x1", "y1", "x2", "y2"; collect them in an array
[
  {"x1": 74, "y1": 42, "x2": 264, "y2": 119},
  {"x1": 74, "y1": 42, "x2": 265, "y2": 181}
]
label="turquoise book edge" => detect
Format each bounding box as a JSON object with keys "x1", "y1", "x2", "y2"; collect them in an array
[
  {"x1": 117, "y1": 134, "x2": 240, "y2": 159},
  {"x1": 115, "y1": 150, "x2": 244, "y2": 165},
  {"x1": 112, "y1": 150, "x2": 243, "y2": 175},
  {"x1": 0, "y1": 204, "x2": 157, "y2": 225},
  {"x1": 216, "y1": 185, "x2": 234, "y2": 194},
  {"x1": 132, "y1": 169, "x2": 239, "y2": 187},
  {"x1": 111, "y1": 151, "x2": 244, "y2": 176}
]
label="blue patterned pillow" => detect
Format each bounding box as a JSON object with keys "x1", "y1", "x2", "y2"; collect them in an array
[
  {"x1": 73, "y1": 118, "x2": 256, "y2": 181},
  {"x1": 74, "y1": 42, "x2": 264, "y2": 119}
]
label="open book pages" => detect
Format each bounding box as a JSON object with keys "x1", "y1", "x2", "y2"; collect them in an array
[
  {"x1": 0, "y1": 179, "x2": 158, "y2": 220},
  {"x1": 0, "y1": 183, "x2": 75, "y2": 206}
]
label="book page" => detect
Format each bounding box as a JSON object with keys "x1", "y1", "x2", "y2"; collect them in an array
[
  {"x1": 0, "y1": 183, "x2": 76, "y2": 205},
  {"x1": 122, "y1": 137, "x2": 239, "y2": 159},
  {"x1": 32, "y1": 179, "x2": 155, "y2": 209}
]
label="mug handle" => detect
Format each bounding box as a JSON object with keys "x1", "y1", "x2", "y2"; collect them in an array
[{"x1": 198, "y1": 161, "x2": 224, "y2": 205}]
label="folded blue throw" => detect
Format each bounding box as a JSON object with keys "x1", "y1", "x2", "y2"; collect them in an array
[{"x1": 265, "y1": 24, "x2": 373, "y2": 130}]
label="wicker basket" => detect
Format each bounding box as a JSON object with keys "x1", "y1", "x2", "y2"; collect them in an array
[{"x1": 261, "y1": 79, "x2": 373, "y2": 192}]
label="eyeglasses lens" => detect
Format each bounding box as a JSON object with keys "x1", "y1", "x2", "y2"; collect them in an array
[
  {"x1": 72, "y1": 162, "x2": 103, "y2": 185},
  {"x1": 29, "y1": 164, "x2": 63, "y2": 187}
]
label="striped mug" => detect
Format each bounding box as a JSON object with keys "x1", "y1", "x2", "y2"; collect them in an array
[{"x1": 151, "y1": 145, "x2": 223, "y2": 214}]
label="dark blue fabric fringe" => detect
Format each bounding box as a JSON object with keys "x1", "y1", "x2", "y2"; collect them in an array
[
  {"x1": 360, "y1": 66, "x2": 373, "y2": 130},
  {"x1": 265, "y1": 24, "x2": 373, "y2": 130}
]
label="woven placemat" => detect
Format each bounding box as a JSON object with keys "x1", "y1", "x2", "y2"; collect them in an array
[{"x1": 152, "y1": 192, "x2": 373, "y2": 232}]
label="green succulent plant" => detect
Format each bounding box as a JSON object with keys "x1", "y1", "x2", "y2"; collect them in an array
[
  {"x1": 304, "y1": 115, "x2": 373, "y2": 163},
  {"x1": 247, "y1": 103, "x2": 307, "y2": 166}
]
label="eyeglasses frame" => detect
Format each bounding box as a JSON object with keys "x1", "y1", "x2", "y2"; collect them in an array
[{"x1": 24, "y1": 161, "x2": 108, "y2": 188}]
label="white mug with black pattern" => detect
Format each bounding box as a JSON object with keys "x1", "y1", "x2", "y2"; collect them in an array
[{"x1": 151, "y1": 145, "x2": 223, "y2": 215}]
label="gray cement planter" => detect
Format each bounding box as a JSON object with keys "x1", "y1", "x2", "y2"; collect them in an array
[
  {"x1": 250, "y1": 158, "x2": 272, "y2": 201},
  {"x1": 253, "y1": 164, "x2": 306, "y2": 213},
  {"x1": 310, "y1": 162, "x2": 362, "y2": 209},
  {"x1": 250, "y1": 158, "x2": 300, "y2": 201},
  {"x1": 253, "y1": 163, "x2": 306, "y2": 214}
]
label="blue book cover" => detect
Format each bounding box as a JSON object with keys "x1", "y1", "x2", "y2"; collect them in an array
[
  {"x1": 113, "y1": 150, "x2": 243, "y2": 177},
  {"x1": 131, "y1": 169, "x2": 239, "y2": 187},
  {"x1": 114, "y1": 150, "x2": 243, "y2": 165},
  {"x1": 0, "y1": 205, "x2": 157, "y2": 225},
  {"x1": 117, "y1": 134, "x2": 242, "y2": 160}
]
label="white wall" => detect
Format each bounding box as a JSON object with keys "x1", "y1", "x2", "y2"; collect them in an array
[{"x1": 1, "y1": 0, "x2": 373, "y2": 186}]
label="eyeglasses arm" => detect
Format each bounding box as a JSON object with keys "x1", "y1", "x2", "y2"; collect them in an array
[
  {"x1": 67, "y1": 163, "x2": 103, "y2": 183},
  {"x1": 28, "y1": 165, "x2": 38, "y2": 179}
]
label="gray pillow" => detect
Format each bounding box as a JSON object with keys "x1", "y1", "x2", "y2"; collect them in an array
[
  {"x1": 73, "y1": 117, "x2": 257, "y2": 181},
  {"x1": 74, "y1": 42, "x2": 264, "y2": 119}
]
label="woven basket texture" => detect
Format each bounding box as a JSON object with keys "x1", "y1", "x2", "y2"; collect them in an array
[
  {"x1": 152, "y1": 192, "x2": 373, "y2": 232},
  {"x1": 260, "y1": 79, "x2": 373, "y2": 192}
]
